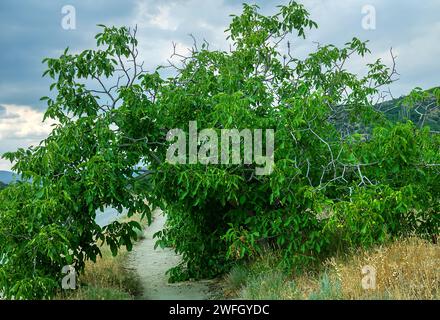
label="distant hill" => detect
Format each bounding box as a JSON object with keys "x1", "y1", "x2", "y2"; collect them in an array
[
  {"x1": 0, "y1": 181, "x2": 6, "y2": 190},
  {"x1": 0, "y1": 171, "x2": 21, "y2": 184},
  {"x1": 378, "y1": 87, "x2": 440, "y2": 131}
]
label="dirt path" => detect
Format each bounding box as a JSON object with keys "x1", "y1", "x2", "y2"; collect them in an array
[{"x1": 127, "y1": 210, "x2": 212, "y2": 300}]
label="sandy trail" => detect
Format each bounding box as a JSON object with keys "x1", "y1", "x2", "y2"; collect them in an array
[{"x1": 127, "y1": 210, "x2": 211, "y2": 300}]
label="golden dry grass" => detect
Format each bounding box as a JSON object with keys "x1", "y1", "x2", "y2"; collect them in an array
[
  {"x1": 57, "y1": 246, "x2": 141, "y2": 300},
  {"x1": 225, "y1": 237, "x2": 439, "y2": 300},
  {"x1": 325, "y1": 237, "x2": 440, "y2": 300},
  {"x1": 56, "y1": 214, "x2": 149, "y2": 300}
]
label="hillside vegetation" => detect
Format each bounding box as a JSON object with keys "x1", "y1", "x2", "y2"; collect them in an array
[{"x1": 380, "y1": 87, "x2": 440, "y2": 131}]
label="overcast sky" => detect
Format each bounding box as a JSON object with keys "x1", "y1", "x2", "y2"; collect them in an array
[{"x1": 0, "y1": 0, "x2": 439, "y2": 170}]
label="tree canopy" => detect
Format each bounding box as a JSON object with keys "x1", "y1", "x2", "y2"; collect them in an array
[{"x1": 0, "y1": 2, "x2": 438, "y2": 299}]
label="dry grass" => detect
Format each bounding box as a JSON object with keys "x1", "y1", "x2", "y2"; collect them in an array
[
  {"x1": 224, "y1": 237, "x2": 439, "y2": 300},
  {"x1": 56, "y1": 214, "x2": 149, "y2": 300},
  {"x1": 325, "y1": 237, "x2": 440, "y2": 299},
  {"x1": 60, "y1": 246, "x2": 142, "y2": 300}
]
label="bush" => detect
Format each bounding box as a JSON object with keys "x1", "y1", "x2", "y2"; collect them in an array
[{"x1": 0, "y1": 1, "x2": 438, "y2": 298}]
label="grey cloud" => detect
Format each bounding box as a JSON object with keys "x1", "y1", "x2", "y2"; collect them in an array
[
  {"x1": 1, "y1": 0, "x2": 438, "y2": 108},
  {"x1": 0, "y1": 0, "x2": 137, "y2": 108},
  {"x1": 0, "y1": 105, "x2": 20, "y2": 119}
]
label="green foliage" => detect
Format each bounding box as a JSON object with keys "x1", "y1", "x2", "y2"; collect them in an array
[
  {"x1": 0, "y1": 2, "x2": 439, "y2": 298},
  {"x1": 147, "y1": 2, "x2": 439, "y2": 279},
  {"x1": 0, "y1": 26, "x2": 150, "y2": 299}
]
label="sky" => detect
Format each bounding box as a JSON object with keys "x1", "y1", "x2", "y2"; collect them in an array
[{"x1": 0, "y1": 0, "x2": 439, "y2": 170}]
